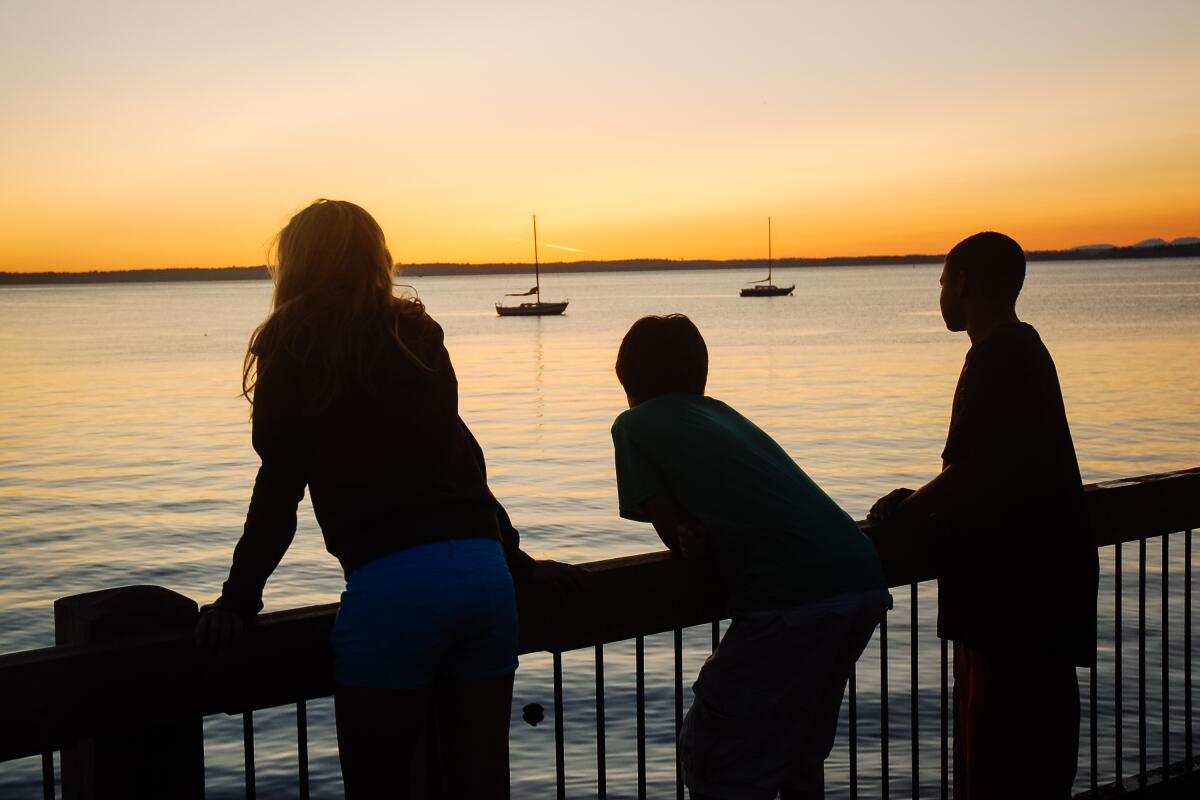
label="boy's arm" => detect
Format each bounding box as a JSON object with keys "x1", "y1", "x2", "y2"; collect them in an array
[
  {"x1": 871, "y1": 343, "x2": 1020, "y2": 524},
  {"x1": 613, "y1": 413, "x2": 706, "y2": 557},
  {"x1": 870, "y1": 461, "x2": 995, "y2": 522},
  {"x1": 641, "y1": 494, "x2": 708, "y2": 559}
]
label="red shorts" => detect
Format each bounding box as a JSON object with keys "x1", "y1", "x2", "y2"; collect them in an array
[{"x1": 953, "y1": 642, "x2": 1080, "y2": 800}]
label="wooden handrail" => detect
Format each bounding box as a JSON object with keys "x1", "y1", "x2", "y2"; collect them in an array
[{"x1": 0, "y1": 467, "x2": 1196, "y2": 763}]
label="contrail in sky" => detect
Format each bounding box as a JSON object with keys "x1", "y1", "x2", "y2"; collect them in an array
[
  {"x1": 503, "y1": 236, "x2": 599, "y2": 256},
  {"x1": 545, "y1": 242, "x2": 600, "y2": 256}
]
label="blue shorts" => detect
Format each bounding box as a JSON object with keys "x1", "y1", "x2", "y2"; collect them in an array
[{"x1": 331, "y1": 539, "x2": 519, "y2": 689}]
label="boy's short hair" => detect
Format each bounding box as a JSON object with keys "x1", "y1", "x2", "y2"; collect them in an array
[
  {"x1": 945, "y1": 231, "x2": 1026, "y2": 305},
  {"x1": 616, "y1": 314, "x2": 708, "y2": 402}
]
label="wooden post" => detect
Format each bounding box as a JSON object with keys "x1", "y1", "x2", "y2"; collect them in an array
[{"x1": 54, "y1": 586, "x2": 203, "y2": 800}]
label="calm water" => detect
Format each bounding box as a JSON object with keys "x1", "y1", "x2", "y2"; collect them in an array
[{"x1": 1, "y1": 258, "x2": 1198, "y2": 798}]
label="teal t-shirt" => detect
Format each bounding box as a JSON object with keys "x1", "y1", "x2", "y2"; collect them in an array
[{"x1": 612, "y1": 392, "x2": 885, "y2": 613}]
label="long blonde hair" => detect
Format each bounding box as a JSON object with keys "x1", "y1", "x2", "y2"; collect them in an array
[{"x1": 243, "y1": 199, "x2": 429, "y2": 415}]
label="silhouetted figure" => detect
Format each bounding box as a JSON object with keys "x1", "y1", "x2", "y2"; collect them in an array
[
  {"x1": 195, "y1": 199, "x2": 578, "y2": 799},
  {"x1": 611, "y1": 314, "x2": 889, "y2": 800},
  {"x1": 869, "y1": 232, "x2": 1098, "y2": 800}
]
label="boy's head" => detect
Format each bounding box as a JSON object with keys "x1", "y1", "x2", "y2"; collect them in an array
[
  {"x1": 939, "y1": 231, "x2": 1025, "y2": 332},
  {"x1": 616, "y1": 314, "x2": 708, "y2": 406}
]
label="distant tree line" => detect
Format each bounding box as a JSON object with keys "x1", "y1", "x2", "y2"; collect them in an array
[
  {"x1": 2, "y1": 243, "x2": 1197, "y2": 286},
  {"x1": 0, "y1": 266, "x2": 271, "y2": 285}
]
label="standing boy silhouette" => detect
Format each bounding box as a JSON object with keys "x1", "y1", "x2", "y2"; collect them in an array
[{"x1": 870, "y1": 232, "x2": 1098, "y2": 799}]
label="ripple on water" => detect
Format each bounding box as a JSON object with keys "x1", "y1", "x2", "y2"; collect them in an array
[{"x1": 0, "y1": 259, "x2": 1198, "y2": 796}]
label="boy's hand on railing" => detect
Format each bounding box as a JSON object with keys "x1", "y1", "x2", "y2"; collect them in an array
[
  {"x1": 195, "y1": 606, "x2": 246, "y2": 653},
  {"x1": 529, "y1": 560, "x2": 586, "y2": 598},
  {"x1": 676, "y1": 521, "x2": 710, "y2": 560},
  {"x1": 868, "y1": 488, "x2": 916, "y2": 523}
]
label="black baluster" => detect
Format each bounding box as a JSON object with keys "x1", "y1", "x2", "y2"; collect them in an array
[
  {"x1": 911, "y1": 582, "x2": 919, "y2": 799},
  {"x1": 951, "y1": 644, "x2": 958, "y2": 797},
  {"x1": 1090, "y1": 659, "x2": 1098, "y2": 793},
  {"x1": 881, "y1": 615, "x2": 889, "y2": 800},
  {"x1": 554, "y1": 651, "x2": 566, "y2": 800},
  {"x1": 1116, "y1": 542, "x2": 1124, "y2": 787},
  {"x1": 674, "y1": 627, "x2": 684, "y2": 800},
  {"x1": 245, "y1": 709, "x2": 257, "y2": 800},
  {"x1": 1186, "y1": 529, "x2": 1193, "y2": 772},
  {"x1": 636, "y1": 636, "x2": 646, "y2": 800},
  {"x1": 1163, "y1": 533, "x2": 1171, "y2": 774},
  {"x1": 41, "y1": 751, "x2": 54, "y2": 800},
  {"x1": 596, "y1": 644, "x2": 606, "y2": 800},
  {"x1": 849, "y1": 663, "x2": 858, "y2": 800},
  {"x1": 1139, "y1": 537, "x2": 1147, "y2": 783},
  {"x1": 297, "y1": 700, "x2": 309, "y2": 800},
  {"x1": 941, "y1": 636, "x2": 948, "y2": 800}
]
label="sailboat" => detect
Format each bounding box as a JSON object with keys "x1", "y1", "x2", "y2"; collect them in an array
[
  {"x1": 740, "y1": 216, "x2": 794, "y2": 297},
  {"x1": 496, "y1": 214, "x2": 569, "y2": 316}
]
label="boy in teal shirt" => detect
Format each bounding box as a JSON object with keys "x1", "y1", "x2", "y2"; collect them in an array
[{"x1": 612, "y1": 314, "x2": 888, "y2": 800}]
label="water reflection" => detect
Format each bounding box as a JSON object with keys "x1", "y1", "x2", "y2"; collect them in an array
[{"x1": 0, "y1": 259, "x2": 1197, "y2": 796}]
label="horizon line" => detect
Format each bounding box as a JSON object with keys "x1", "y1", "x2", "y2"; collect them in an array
[
  {"x1": 1, "y1": 241, "x2": 1198, "y2": 285},
  {"x1": 4, "y1": 237, "x2": 1198, "y2": 277}
]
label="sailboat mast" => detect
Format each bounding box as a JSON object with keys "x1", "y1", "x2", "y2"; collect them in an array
[
  {"x1": 532, "y1": 214, "x2": 541, "y2": 303},
  {"x1": 767, "y1": 216, "x2": 773, "y2": 282}
]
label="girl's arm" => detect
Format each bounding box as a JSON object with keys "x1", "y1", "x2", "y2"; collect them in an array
[
  {"x1": 494, "y1": 500, "x2": 538, "y2": 582},
  {"x1": 214, "y1": 459, "x2": 306, "y2": 617},
  {"x1": 197, "y1": 458, "x2": 305, "y2": 649},
  {"x1": 199, "y1": 358, "x2": 307, "y2": 649}
]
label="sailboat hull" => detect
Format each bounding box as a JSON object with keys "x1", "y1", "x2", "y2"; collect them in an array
[
  {"x1": 739, "y1": 285, "x2": 794, "y2": 297},
  {"x1": 495, "y1": 300, "x2": 569, "y2": 316}
]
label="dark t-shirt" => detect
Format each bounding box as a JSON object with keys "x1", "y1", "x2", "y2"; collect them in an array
[
  {"x1": 216, "y1": 310, "x2": 535, "y2": 617},
  {"x1": 613, "y1": 393, "x2": 885, "y2": 613},
  {"x1": 937, "y1": 322, "x2": 1098, "y2": 666}
]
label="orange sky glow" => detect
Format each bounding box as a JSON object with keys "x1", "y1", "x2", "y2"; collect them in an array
[{"x1": 1, "y1": 2, "x2": 1197, "y2": 272}]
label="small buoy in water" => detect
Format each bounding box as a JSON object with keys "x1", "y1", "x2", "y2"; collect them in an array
[{"x1": 522, "y1": 703, "x2": 545, "y2": 726}]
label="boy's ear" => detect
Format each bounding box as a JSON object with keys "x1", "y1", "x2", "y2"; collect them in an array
[{"x1": 950, "y1": 268, "x2": 970, "y2": 299}]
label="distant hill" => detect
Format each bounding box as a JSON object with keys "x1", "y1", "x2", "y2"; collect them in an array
[
  {"x1": 1073, "y1": 235, "x2": 1200, "y2": 251},
  {"x1": 1034, "y1": 241, "x2": 1200, "y2": 263},
  {"x1": 2, "y1": 240, "x2": 1198, "y2": 285}
]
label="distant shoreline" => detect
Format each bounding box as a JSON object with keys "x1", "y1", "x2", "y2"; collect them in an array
[{"x1": 2, "y1": 243, "x2": 1198, "y2": 286}]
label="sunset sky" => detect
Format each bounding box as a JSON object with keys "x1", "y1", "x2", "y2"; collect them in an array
[{"x1": 1, "y1": 1, "x2": 1197, "y2": 272}]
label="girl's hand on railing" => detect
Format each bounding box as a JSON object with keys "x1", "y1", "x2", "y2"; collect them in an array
[{"x1": 195, "y1": 606, "x2": 246, "y2": 652}]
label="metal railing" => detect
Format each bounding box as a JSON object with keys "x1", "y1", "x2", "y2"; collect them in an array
[{"x1": 1, "y1": 467, "x2": 1197, "y2": 799}]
